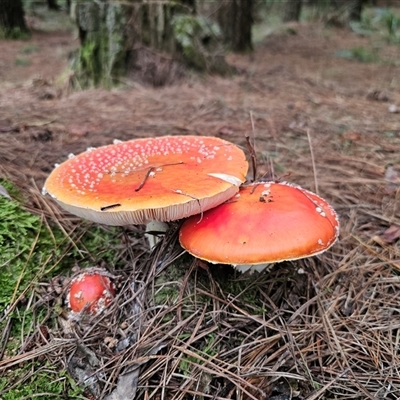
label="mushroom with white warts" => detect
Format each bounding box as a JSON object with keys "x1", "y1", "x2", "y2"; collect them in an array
[
  {"x1": 179, "y1": 181, "x2": 339, "y2": 273},
  {"x1": 43, "y1": 135, "x2": 248, "y2": 247},
  {"x1": 67, "y1": 270, "x2": 116, "y2": 315}
]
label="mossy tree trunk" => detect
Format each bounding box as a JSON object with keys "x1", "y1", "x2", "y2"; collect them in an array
[
  {"x1": 73, "y1": 0, "x2": 128, "y2": 88},
  {"x1": 73, "y1": 0, "x2": 190, "y2": 87},
  {"x1": 72, "y1": 0, "x2": 231, "y2": 87},
  {"x1": 0, "y1": 0, "x2": 28, "y2": 38}
]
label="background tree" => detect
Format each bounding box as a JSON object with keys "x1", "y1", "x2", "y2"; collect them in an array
[
  {"x1": 217, "y1": 0, "x2": 254, "y2": 52},
  {"x1": 349, "y1": 0, "x2": 367, "y2": 21},
  {"x1": 72, "y1": 0, "x2": 232, "y2": 88},
  {"x1": 47, "y1": 0, "x2": 60, "y2": 11},
  {"x1": 73, "y1": 0, "x2": 128, "y2": 87},
  {"x1": 0, "y1": 0, "x2": 28, "y2": 38},
  {"x1": 283, "y1": 0, "x2": 302, "y2": 22}
]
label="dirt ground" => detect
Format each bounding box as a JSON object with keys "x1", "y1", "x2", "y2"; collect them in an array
[
  {"x1": 1, "y1": 21, "x2": 400, "y2": 195},
  {"x1": 2, "y1": 12, "x2": 400, "y2": 400}
]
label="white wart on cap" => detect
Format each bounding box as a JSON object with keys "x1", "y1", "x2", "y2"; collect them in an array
[{"x1": 43, "y1": 136, "x2": 248, "y2": 225}]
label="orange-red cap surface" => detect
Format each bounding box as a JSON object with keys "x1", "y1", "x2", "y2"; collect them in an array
[
  {"x1": 68, "y1": 272, "x2": 115, "y2": 315},
  {"x1": 43, "y1": 136, "x2": 248, "y2": 225},
  {"x1": 179, "y1": 182, "x2": 339, "y2": 265}
]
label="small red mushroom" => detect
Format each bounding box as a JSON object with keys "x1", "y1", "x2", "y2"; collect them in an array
[{"x1": 67, "y1": 271, "x2": 116, "y2": 315}]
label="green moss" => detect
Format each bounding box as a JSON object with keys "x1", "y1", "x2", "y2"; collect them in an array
[
  {"x1": 178, "y1": 333, "x2": 218, "y2": 375},
  {"x1": 73, "y1": 1, "x2": 127, "y2": 88},
  {"x1": 14, "y1": 58, "x2": 31, "y2": 66},
  {"x1": 152, "y1": 257, "x2": 213, "y2": 323},
  {"x1": 20, "y1": 44, "x2": 40, "y2": 54},
  {"x1": 72, "y1": 224, "x2": 122, "y2": 267},
  {"x1": 153, "y1": 262, "x2": 188, "y2": 309},
  {"x1": 0, "y1": 182, "x2": 122, "y2": 306},
  {"x1": 211, "y1": 266, "x2": 270, "y2": 314},
  {"x1": 0, "y1": 362, "x2": 84, "y2": 399},
  {"x1": 335, "y1": 46, "x2": 380, "y2": 63},
  {"x1": 75, "y1": 40, "x2": 102, "y2": 86},
  {"x1": 171, "y1": 14, "x2": 231, "y2": 75},
  {"x1": 0, "y1": 27, "x2": 30, "y2": 40},
  {"x1": 0, "y1": 185, "x2": 62, "y2": 313},
  {"x1": 0, "y1": 180, "x2": 120, "y2": 398}
]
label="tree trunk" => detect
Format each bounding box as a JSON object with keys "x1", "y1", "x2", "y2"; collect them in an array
[
  {"x1": 73, "y1": 0, "x2": 129, "y2": 87},
  {"x1": 349, "y1": 0, "x2": 366, "y2": 21},
  {"x1": 47, "y1": 0, "x2": 60, "y2": 11},
  {"x1": 218, "y1": 0, "x2": 253, "y2": 53},
  {"x1": 0, "y1": 0, "x2": 28, "y2": 38},
  {"x1": 72, "y1": 0, "x2": 231, "y2": 88},
  {"x1": 283, "y1": 0, "x2": 302, "y2": 22},
  {"x1": 181, "y1": 0, "x2": 196, "y2": 13}
]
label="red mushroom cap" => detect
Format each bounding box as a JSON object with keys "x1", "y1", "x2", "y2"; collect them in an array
[
  {"x1": 179, "y1": 182, "x2": 339, "y2": 265},
  {"x1": 43, "y1": 136, "x2": 248, "y2": 225},
  {"x1": 68, "y1": 271, "x2": 116, "y2": 315}
]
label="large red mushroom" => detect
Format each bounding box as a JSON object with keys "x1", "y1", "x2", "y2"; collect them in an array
[
  {"x1": 179, "y1": 181, "x2": 339, "y2": 273},
  {"x1": 43, "y1": 135, "x2": 248, "y2": 245},
  {"x1": 43, "y1": 136, "x2": 248, "y2": 224}
]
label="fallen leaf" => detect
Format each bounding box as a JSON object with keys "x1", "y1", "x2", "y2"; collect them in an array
[
  {"x1": 218, "y1": 126, "x2": 234, "y2": 136},
  {"x1": 0, "y1": 125, "x2": 18, "y2": 133},
  {"x1": 379, "y1": 225, "x2": 400, "y2": 244},
  {"x1": 342, "y1": 130, "x2": 361, "y2": 142},
  {"x1": 366, "y1": 90, "x2": 391, "y2": 102}
]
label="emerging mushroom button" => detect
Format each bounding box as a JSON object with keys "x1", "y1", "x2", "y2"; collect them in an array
[
  {"x1": 179, "y1": 182, "x2": 339, "y2": 273},
  {"x1": 43, "y1": 136, "x2": 248, "y2": 225},
  {"x1": 68, "y1": 271, "x2": 116, "y2": 315}
]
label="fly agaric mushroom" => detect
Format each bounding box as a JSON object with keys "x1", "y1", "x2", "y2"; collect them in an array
[
  {"x1": 68, "y1": 270, "x2": 116, "y2": 315},
  {"x1": 179, "y1": 181, "x2": 339, "y2": 273},
  {"x1": 43, "y1": 136, "x2": 248, "y2": 245}
]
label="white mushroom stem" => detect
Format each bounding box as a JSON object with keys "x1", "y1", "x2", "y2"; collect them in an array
[
  {"x1": 145, "y1": 221, "x2": 169, "y2": 248},
  {"x1": 232, "y1": 263, "x2": 275, "y2": 274}
]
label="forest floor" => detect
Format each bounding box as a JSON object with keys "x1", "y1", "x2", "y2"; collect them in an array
[{"x1": 1, "y1": 6, "x2": 400, "y2": 400}]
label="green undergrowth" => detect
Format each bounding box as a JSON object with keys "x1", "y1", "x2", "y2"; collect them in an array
[
  {"x1": 0, "y1": 362, "x2": 83, "y2": 400},
  {"x1": 0, "y1": 180, "x2": 121, "y2": 398},
  {"x1": 0, "y1": 180, "x2": 121, "y2": 319},
  {"x1": 335, "y1": 46, "x2": 380, "y2": 63},
  {"x1": 0, "y1": 182, "x2": 61, "y2": 315},
  {"x1": 0, "y1": 178, "x2": 287, "y2": 397},
  {"x1": 0, "y1": 27, "x2": 30, "y2": 41}
]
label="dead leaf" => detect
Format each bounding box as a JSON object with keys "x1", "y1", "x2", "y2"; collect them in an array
[
  {"x1": 367, "y1": 90, "x2": 391, "y2": 102},
  {"x1": 218, "y1": 126, "x2": 234, "y2": 136},
  {"x1": 379, "y1": 225, "x2": 400, "y2": 244},
  {"x1": 341, "y1": 130, "x2": 361, "y2": 142},
  {"x1": 68, "y1": 123, "x2": 94, "y2": 137},
  {"x1": 0, "y1": 125, "x2": 19, "y2": 133}
]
